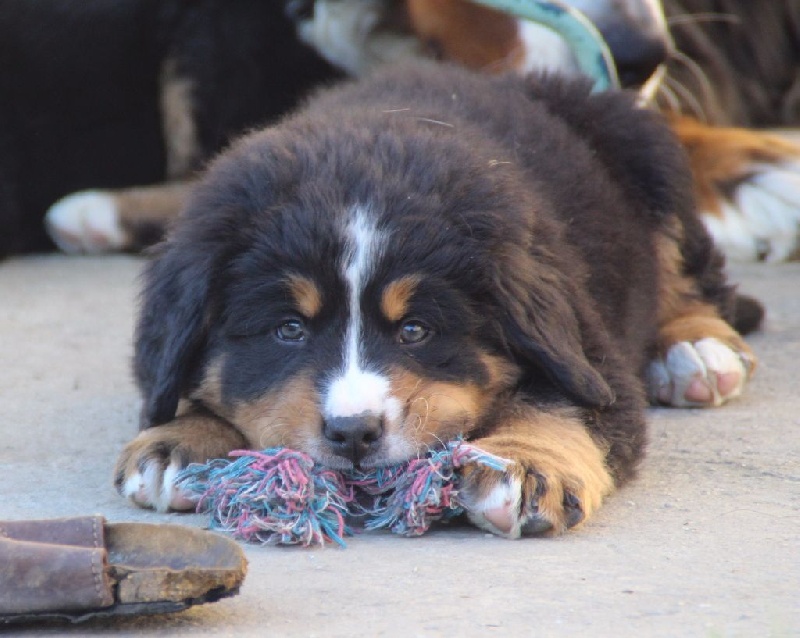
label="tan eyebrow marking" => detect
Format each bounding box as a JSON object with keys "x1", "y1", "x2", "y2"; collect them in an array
[
  {"x1": 381, "y1": 275, "x2": 422, "y2": 322},
  {"x1": 287, "y1": 275, "x2": 323, "y2": 318}
]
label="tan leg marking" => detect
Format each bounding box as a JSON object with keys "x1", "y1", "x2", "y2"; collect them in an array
[
  {"x1": 160, "y1": 57, "x2": 201, "y2": 180},
  {"x1": 113, "y1": 181, "x2": 192, "y2": 230},
  {"x1": 650, "y1": 231, "x2": 756, "y2": 407}
]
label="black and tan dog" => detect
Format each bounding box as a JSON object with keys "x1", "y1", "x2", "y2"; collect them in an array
[{"x1": 116, "y1": 63, "x2": 759, "y2": 537}]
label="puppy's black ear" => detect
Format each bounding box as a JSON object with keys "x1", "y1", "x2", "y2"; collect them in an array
[
  {"x1": 134, "y1": 244, "x2": 215, "y2": 428},
  {"x1": 494, "y1": 255, "x2": 615, "y2": 409}
]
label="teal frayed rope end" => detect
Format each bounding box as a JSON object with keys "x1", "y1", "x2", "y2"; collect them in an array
[
  {"x1": 176, "y1": 441, "x2": 510, "y2": 547},
  {"x1": 471, "y1": 0, "x2": 620, "y2": 92}
]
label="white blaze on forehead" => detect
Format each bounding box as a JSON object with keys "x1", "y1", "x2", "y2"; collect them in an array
[{"x1": 323, "y1": 207, "x2": 402, "y2": 423}]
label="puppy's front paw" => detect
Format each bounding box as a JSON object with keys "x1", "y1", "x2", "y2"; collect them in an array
[
  {"x1": 115, "y1": 431, "x2": 202, "y2": 512},
  {"x1": 647, "y1": 337, "x2": 756, "y2": 408},
  {"x1": 457, "y1": 427, "x2": 613, "y2": 538},
  {"x1": 114, "y1": 417, "x2": 247, "y2": 512},
  {"x1": 45, "y1": 190, "x2": 127, "y2": 254}
]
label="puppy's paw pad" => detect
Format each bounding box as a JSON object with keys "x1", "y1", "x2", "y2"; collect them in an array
[
  {"x1": 115, "y1": 445, "x2": 198, "y2": 512},
  {"x1": 647, "y1": 337, "x2": 753, "y2": 407},
  {"x1": 45, "y1": 190, "x2": 126, "y2": 254}
]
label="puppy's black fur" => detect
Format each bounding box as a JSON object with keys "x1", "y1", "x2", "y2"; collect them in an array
[
  {"x1": 117, "y1": 63, "x2": 759, "y2": 533},
  {"x1": 141, "y1": 64, "x2": 701, "y2": 471}
]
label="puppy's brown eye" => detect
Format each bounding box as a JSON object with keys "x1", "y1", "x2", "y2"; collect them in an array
[
  {"x1": 276, "y1": 319, "x2": 306, "y2": 342},
  {"x1": 399, "y1": 320, "x2": 430, "y2": 345}
]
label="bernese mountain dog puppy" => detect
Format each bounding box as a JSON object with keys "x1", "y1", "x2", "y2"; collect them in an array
[{"x1": 115, "y1": 62, "x2": 759, "y2": 537}]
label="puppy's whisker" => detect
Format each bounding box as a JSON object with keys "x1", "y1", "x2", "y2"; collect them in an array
[
  {"x1": 667, "y1": 12, "x2": 741, "y2": 27},
  {"x1": 667, "y1": 49, "x2": 716, "y2": 119},
  {"x1": 662, "y1": 75, "x2": 708, "y2": 121},
  {"x1": 414, "y1": 117, "x2": 454, "y2": 128},
  {"x1": 655, "y1": 82, "x2": 681, "y2": 115}
]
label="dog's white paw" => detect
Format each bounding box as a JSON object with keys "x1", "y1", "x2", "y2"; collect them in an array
[
  {"x1": 647, "y1": 337, "x2": 755, "y2": 407},
  {"x1": 294, "y1": 0, "x2": 421, "y2": 75},
  {"x1": 45, "y1": 190, "x2": 127, "y2": 254},
  {"x1": 119, "y1": 459, "x2": 198, "y2": 512},
  {"x1": 457, "y1": 452, "x2": 609, "y2": 538},
  {"x1": 702, "y1": 161, "x2": 800, "y2": 262},
  {"x1": 461, "y1": 473, "x2": 584, "y2": 538}
]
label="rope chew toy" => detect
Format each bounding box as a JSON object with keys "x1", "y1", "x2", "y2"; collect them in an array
[{"x1": 176, "y1": 441, "x2": 510, "y2": 547}]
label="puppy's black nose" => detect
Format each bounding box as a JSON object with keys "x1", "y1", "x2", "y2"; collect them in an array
[
  {"x1": 607, "y1": 31, "x2": 670, "y2": 87},
  {"x1": 323, "y1": 415, "x2": 384, "y2": 464}
]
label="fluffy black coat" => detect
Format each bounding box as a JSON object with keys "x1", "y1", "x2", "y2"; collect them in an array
[{"x1": 135, "y1": 63, "x2": 710, "y2": 486}]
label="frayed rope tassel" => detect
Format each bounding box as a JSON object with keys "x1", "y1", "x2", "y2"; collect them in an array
[
  {"x1": 177, "y1": 448, "x2": 354, "y2": 547},
  {"x1": 177, "y1": 441, "x2": 510, "y2": 547}
]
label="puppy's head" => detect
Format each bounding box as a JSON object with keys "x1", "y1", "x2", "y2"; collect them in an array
[
  {"x1": 136, "y1": 110, "x2": 612, "y2": 469},
  {"x1": 407, "y1": 0, "x2": 670, "y2": 87}
]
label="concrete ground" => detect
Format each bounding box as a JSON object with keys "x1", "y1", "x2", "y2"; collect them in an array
[{"x1": 0, "y1": 254, "x2": 797, "y2": 637}]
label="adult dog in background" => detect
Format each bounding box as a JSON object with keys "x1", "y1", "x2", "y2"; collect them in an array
[
  {"x1": 115, "y1": 63, "x2": 759, "y2": 536},
  {"x1": 0, "y1": 0, "x2": 341, "y2": 256},
  {"x1": 2, "y1": 0, "x2": 672, "y2": 257}
]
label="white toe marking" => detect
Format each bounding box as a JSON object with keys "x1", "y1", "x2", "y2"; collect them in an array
[
  {"x1": 45, "y1": 190, "x2": 126, "y2": 254},
  {"x1": 465, "y1": 476, "x2": 523, "y2": 539},
  {"x1": 652, "y1": 341, "x2": 707, "y2": 407},
  {"x1": 648, "y1": 338, "x2": 749, "y2": 407},
  {"x1": 140, "y1": 461, "x2": 166, "y2": 511},
  {"x1": 702, "y1": 161, "x2": 800, "y2": 263},
  {"x1": 161, "y1": 461, "x2": 197, "y2": 511},
  {"x1": 664, "y1": 341, "x2": 706, "y2": 380},
  {"x1": 122, "y1": 471, "x2": 146, "y2": 505},
  {"x1": 121, "y1": 461, "x2": 169, "y2": 511},
  {"x1": 694, "y1": 337, "x2": 746, "y2": 400}
]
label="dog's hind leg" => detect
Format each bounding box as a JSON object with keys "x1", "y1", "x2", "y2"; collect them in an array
[
  {"x1": 647, "y1": 228, "x2": 758, "y2": 408},
  {"x1": 45, "y1": 181, "x2": 191, "y2": 253},
  {"x1": 673, "y1": 115, "x2": 800, "y2": 263}
]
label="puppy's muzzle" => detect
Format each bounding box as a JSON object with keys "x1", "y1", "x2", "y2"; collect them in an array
[{"x1": 323, "y1": 414, "x2": 384, "y2": 465}]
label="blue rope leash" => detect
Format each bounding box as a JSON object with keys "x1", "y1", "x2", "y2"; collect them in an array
[{"x1": 470, "y1": 0, "x2": 620, "y2": 92}]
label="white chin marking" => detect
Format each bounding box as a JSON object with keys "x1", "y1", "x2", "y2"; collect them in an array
[
  {"x1": 702, "y1": 161, "x2": 800, "y2": 262},
  {"x1": 45, "y1": 190, "x2": 126, "y2": 254},
  {"x1": 514, "y1": 20, "x2": 580, "y2": 76}
]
